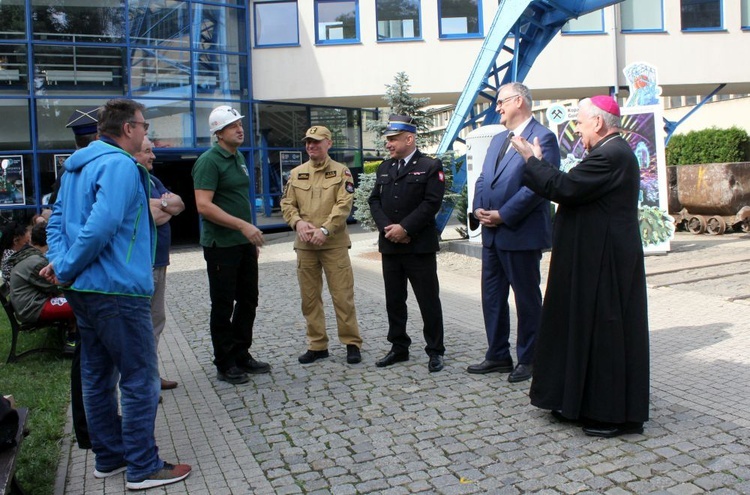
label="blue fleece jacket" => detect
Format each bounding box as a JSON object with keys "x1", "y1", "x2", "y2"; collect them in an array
[{"x1": 46, "y1": 139, "x2": 155, "y2": 297}]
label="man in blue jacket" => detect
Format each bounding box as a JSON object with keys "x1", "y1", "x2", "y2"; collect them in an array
[
  {"x1": 467, "y1": 83, "x2": 561, "y2": 383},
  {"x1": 43, "y1": 99, "x2": 191, "y2": 490}
]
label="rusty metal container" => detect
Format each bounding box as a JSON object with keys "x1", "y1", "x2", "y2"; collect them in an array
[
  {"x1": 676, "y1": 162, "x2": 750, "y2": 215},
  {"x1": 667, "y1": 166, "x2": 681, "y2": 214}
]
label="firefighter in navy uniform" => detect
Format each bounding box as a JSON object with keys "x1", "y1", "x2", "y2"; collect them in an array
[
  {"x1": 281, "y1": 125, "x2": 363, "y2": 365},
  {"x1": 368, "y1": 114, "x2": 447, "y2": 372}
]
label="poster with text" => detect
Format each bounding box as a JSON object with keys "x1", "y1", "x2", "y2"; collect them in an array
[
  {"x1": 0, "y1": 155, "x2": 25, "y2": 205},
  {"x1": 554, "y1": 106, "x2": 671, "y2": 253},
  {"x1": 54, "y1": 154, "x2": 71, "y2": 179}
]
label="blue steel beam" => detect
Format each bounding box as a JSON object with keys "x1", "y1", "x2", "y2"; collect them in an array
[
  {"x1": 436, "y1": 0, "x2": 624, "y2": 233},
  {"x1": 664, "y1": 84, "x2": 726, "y2": 145}
]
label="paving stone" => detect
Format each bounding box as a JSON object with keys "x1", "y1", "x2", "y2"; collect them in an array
[{"x1": 56, "y1": 232, "x2": 750, "y2": 495}]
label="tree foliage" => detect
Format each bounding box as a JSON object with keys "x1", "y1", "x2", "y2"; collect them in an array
[
  {"x1": 355, "y1": 72, "x2": 435, "y2": 231},
  {"x1": 365, "y1": 72, "x2": 432, "y2": 155}
]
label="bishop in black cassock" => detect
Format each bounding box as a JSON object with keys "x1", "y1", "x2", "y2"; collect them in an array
[{"x1": 511, "y1": 95, "x2": 650, "y2": 438}]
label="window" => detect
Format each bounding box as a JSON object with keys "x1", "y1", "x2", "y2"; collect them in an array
[
  {"x1": 315, "y1": 0, "x2": 359, "y2": 44},
  {"x1": 681, "y1": 0, "x2": 722, "y2": 30},
  {"x1": 376, "y1": 0, "x2": 421, "y2": 41},
  {"x1": 254, "y1": 1, "x2": 299, "y2": 47},
  {"x1": 0, "y1": 44, "x2": 27, "y2": 91},
  {"x1": 438, "y1": 0, "x2": 481, "y2": 38},
  {"x1": 0, "y1": 0, "x2": 26, "y2": 40},
  {"x1": 192, "y1": 4, "x2": 245, "y2": 53},
  {"x1": 31, "y1": 0, "x2": 125, "y2": 43},
  {"x1": 742, "y1": 0, "x2": 750, "y2": 28},
  {"x1": 562, "y1": 10, "x2": 605, "y2": 34},
  {"x1": 34, "y1": 45, "x2": 125, "y2": 94},
  {"x1": 130, "y1": 0, "x2": 190, "y2": 48},
  {"x1": 621, "y1": 0, "x2": 664, "y2": 32}
]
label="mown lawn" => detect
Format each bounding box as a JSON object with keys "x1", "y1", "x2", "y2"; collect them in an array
[{"x1": 0, "y1": 318, "x2": 71, "y2": 495}]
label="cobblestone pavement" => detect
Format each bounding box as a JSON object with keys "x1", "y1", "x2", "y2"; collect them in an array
[{"x1": 56, "y1": 228, "x2": 750, "y2": 494}]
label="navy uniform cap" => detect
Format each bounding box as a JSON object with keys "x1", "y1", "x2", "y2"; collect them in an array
[
  {"x1": 384, "y1": 114, "x2": 417, "y2": 137},
  {"x1": 66, "y1": 106, "x2": 101, "y2": 136}
]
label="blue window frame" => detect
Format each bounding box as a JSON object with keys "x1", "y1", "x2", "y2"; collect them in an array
[
  {"x1": 254, "y1": 1, "x2": 299, "y2": 47},
  {"x1": 681, "y1": 0, "x2": 723, "y2": 31},
  {"x1": 315, "y1": 0, "x2": 359, "y2": 45},
  {"x1": 376, "y1": 0, "x2": 421, "y2": 41},
  {"x1": 438, "y1": 0, "x2": 482, "y2": 39},
  {"x1": 741, "y1": 0, "x2": 750, "y2": 29},
  {"x1": 562, "y1": 10, "x2": 605, "y2": 34},
  {"x1": 621, "y1": 0, "x2": 665, "y2": 32}
]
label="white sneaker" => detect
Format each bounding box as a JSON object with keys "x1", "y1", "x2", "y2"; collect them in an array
[{"x1": 93, "y1": 464, "x2": 127, "y2": 479}]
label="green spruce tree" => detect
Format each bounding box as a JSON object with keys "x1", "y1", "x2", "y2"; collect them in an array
[{"x1": 356, "y1": 72, "x2": 431, "y2": 228}]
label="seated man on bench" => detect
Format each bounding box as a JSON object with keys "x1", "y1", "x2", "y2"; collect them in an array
[{"x1": 6, "y1": 222, "x2": 78, "y2": 354}]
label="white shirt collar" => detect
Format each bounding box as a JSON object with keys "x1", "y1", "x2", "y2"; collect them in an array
[
  {"x1": 509, "y1": 116, "x2": 533, "y2": 136},
  {"x1": 400, "y1": 149, "x2": 417, "y2": 165}
]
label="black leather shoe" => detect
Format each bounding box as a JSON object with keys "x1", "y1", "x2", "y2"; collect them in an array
[
  {"x1": 237, "y1": 355, "x2": 271, "y2": 374},
  {"x1": 346, "y1": 345, "x2": 361, "y2": 364},
  {"x1": 466, "y1": 359, "x2": 514, "y2": 374},
  {"x1": 298, "y1": 349, "x2": 329, "y2": 364},
  {"x1": 428, "y1": 355, "x2": 444, "y2": 372},
  {"x1": 217, "y1": 366, "x2": 250, "y2": 384},
  {"x1": 582, "y1": 422, "x2": 644, "y2": 438},
  {"x1": 508, "y1": 364, "x2": 533, "y2": 383},
  {"x1": 375, "y1": 351, "x2": 409, "y2": 367}
]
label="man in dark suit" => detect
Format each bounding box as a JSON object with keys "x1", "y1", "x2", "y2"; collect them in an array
[
  {"x1": 467, "y1": 83, "x2": 561, "y2": 383},
  {"x1": 512, "y1": 96, "x2": 649, "y2": 438},
  {"x1": 368, "y1": 115, "x2": 446, "y2": 372}
]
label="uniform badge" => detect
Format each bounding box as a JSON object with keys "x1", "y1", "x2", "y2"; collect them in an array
[
  {"x1": 298, "y1": 173, "x2": 309, "y2": 180},
  {"x1": 345, "y1": 182, "x2": 354, "y2": 194},
  {"x1": 240, "y1": 164, "x2": 249, "y2": 176},
  {"x1": 438, "y1": 171, "x2": 445, "y2": 182},
  {"x1": 344, "y1": 169, "x2": 352, "y2": 177},
  {"x1": 325, "y1": 171, "x2": 337, "y2": 178}
]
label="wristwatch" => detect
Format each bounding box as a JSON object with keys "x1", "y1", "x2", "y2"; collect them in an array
[
  {"x1": 320, "y1": 227, "x2": 330, "y2": 237},
  {"x1": 161, "y1": 198, "x2": 168, "y2": 209}
]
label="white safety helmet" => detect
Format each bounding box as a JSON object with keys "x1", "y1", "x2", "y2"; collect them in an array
[{"x1": 209, "y1": 105, "x2": 243, "y2": 134}]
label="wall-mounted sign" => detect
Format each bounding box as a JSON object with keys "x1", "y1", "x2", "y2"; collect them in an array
[{"x1": 280, "y1": 150, "x2": 303, "y2": 186}]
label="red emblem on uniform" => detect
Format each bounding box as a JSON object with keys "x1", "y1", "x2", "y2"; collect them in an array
[
  {"x1": 438, "y1": 171, "x2": 445, "y2": 182},
  {"x1": 344, "y1": 169, "x2": 352, "y2": 177}
]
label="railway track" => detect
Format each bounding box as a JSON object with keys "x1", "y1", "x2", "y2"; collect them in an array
[{"x1": 647, "y1": 256, "x2": 750, "y2": 302}]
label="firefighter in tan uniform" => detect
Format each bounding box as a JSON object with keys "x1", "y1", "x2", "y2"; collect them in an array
[{"x1": 281, "y1": 125, "x2": 363, "y2": 365}]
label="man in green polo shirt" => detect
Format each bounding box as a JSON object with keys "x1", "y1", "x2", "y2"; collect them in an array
[{"x1": 192, "y1": 105, "x2": 270, "y2": 385}]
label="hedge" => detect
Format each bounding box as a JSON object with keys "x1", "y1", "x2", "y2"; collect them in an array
[{"x1": 666, "y1": 126, "x2": 750, "y2": 165}]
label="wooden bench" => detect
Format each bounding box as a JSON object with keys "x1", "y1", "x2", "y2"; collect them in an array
[
  {"x1": 0, "y1": 70, "x2": 20, "y2": 84},
  {"x1": 0, "y1": 407, "x2": 28, "y2": 495},
  {"x1": 0, "y1": 285, "x2": 66, "y2": 364},
  {"x1": 44, "y1": 70, "x2": 113, "y2": 85},
  {"x1": 144, "y1": 73, "x2": 216, "y2": 86}
]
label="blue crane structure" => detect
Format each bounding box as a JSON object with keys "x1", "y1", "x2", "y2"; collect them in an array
[{"x1": 435, "y1": 0, "x2": 626, "y2": 233}]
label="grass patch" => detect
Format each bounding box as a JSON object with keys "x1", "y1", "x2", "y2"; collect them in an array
[{"x1": 0, "y1": 318, "x2": 71, "y2": 495}]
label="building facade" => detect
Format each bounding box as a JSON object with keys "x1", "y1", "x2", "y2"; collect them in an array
[{"x1": 1, "y1": 0, "x2": 747, "y2": 238}]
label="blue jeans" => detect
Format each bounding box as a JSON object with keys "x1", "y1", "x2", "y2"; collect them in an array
[{"x1": 65, "y1": 291, "x2": 163, "y2": 482}]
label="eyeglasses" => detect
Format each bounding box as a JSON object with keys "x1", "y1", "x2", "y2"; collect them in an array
[
  {"x1": 496, "y1": 94, "x2": 521, "y2": 107},
  {"x1": 129, "y1": 120, "x2": 150, "y2": 131}
]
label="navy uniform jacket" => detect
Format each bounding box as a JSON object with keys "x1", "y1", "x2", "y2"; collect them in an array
[{"x1": 368, "y1": 150, "x2": 445, "y2": 255}]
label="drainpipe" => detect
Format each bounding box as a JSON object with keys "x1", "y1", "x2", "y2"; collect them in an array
[{"x1": 610, "y1": 4, "x2": 620, "y2": 98}]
